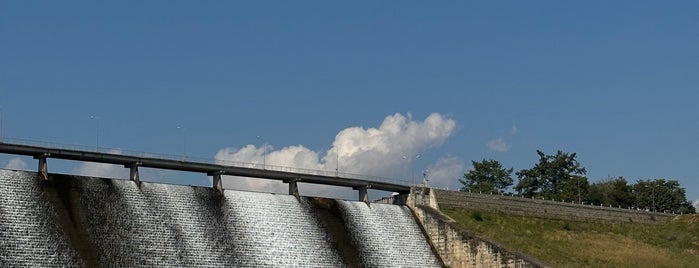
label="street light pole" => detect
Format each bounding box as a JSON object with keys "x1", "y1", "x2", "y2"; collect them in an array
[
  {"x1": 402, "y1": 154, "x2": 421, "y2": 185},
  {"x1": 423, "y1": 169, "x2": 430, "y2": 187},
  {"x1": 645, "y1": 184, "x2": 658, "y2": 212},
  {"x1": 177, "y1": 125, "x2": 187, "y2": 159},
  {"x1": 90, "y1": 115, "x2": 99, "y2": 148},
  {"x1": 0, "y1": 105, "x2": 3, "y2": 141},
  {"x1": 652, "y1": 185, "x2": 656, "y2": 212},
  {"x1": 257, "y1": 136, "x2": 267, "y2": 169},
  {"x1": 577, "y1": 177, "x2": 581, "y2": 204}
]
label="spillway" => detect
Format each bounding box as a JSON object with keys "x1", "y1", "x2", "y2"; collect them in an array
[
  {"x1": 0, "y1": 169, "x2": 441, "y2": 267},
  {"x1": 337, "y1": 201, "x2": 442, "y2": 267},
  {"x1": 0, "y1": 170, "x2": 81, "y2": 266}
]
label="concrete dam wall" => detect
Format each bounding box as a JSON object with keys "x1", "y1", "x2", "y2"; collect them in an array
[{"x1": 0, "y1": 169, "x2": 441, "y2": 267}]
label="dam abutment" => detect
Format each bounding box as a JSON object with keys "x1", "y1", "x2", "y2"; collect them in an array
[{"x1": 406, "y1": 187, "x2": 543, "y2": 268}]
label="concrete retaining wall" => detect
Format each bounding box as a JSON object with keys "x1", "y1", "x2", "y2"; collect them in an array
[
  {"x1": 407, "y1": 188, "x2": 544, "y2": 268},
  {"x1": 434, "y1": 189, "x2": 675, "y2": 225}
]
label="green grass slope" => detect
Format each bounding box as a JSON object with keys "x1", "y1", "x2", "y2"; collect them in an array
[{"x1": 442, "y1": 207, "x2": 698, "y2": 268}]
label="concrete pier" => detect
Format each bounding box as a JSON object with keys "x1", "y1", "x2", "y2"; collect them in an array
[
  {"x1": 126, "y1": 162, "x2": 141, "y2": 184},
  {"x1": 354, "y1": 185, "x2": 370, "y2": 204},
  {"x1": 209, "y1": 171, "x2": 224, "y2": 193},
  {"x1": 285, "y1": 178, "x2": 300, "y2": 198},
  {"x1": 34, "y1": 154, "x2": 49, "y2": 180}
]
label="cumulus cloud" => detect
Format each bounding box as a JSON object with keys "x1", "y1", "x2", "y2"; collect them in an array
[
  {"x1": 74, "y1": 149, "x2": 129, "y2": 179},
  {"x1": 510, "y1": 125, "x2": 518, "y2": 135},
  {"x1": 4, "y1": 157, "x2": 28, "y2": 170},
  {"x1": 487, "y1": 138, "x2": 509, "y2": 152},
  {"x1": 694, "y1": 199, "x2": 699, "y2": 210},
  {"x1": 424, "y1": 157, "x2": 464, "y2": 189},
  {"x1": 215, "y1": 113, "x2": 457, "y2": 198}
]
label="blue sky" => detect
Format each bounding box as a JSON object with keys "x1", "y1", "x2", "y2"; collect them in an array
[{"x1": 1, "y1": 1, "x2": 697, "y2": 203}]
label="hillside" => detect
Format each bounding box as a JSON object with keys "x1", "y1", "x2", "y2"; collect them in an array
[{"x1": 442, "y1": 207, "x2": 698, "y2": 268}]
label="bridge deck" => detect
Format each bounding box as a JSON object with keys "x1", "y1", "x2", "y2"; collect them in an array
[{"x1": 0, "y1": 141, "x2": 410, "y2": 193}]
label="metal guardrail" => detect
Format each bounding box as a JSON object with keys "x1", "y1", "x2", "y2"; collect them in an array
[{"x1": 0, "y1": 137, "x2": 413, "y2": 187}]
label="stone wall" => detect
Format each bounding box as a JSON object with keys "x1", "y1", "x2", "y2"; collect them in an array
[
  {"x1": 407, "y1": 188, "x2": 544, "y2": 268},
  {"x1": 434, "y1": 189, "x2": 675, "y2": 225}
]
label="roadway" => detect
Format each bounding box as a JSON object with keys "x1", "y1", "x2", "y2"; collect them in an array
[{"x1": 0, "y1": 141, "x2": 411, "y2": 194}]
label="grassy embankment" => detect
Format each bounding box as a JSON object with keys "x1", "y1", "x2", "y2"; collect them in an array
[{"x1": 442, "y1": 207, "x2": 698, "y2": 268}]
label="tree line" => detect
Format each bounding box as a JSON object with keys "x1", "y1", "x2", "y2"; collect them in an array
[{"x1": 459, "y1": 150, "x2": 696, "y2": 214}]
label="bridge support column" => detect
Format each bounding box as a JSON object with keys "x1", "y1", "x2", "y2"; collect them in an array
[
  {"x1": 209, "y1": 171, "x2": 224, "y2": 193},
  {"x1": 126, "y1": 162, "x2": 141, "y2": 185},
  {"x1": 353, "y1": 185, "x2": 371, "y2": 204},
  {"x1": 285, "y1": 177, "x2": 301, "y2": 199},
  {"x1": 34, "y1": 154, "x2": 49, "y2": 180}
]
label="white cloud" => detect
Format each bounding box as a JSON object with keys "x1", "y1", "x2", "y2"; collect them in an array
[
  {"x1": 215, "y1": 112, "x2": 457, "y2": 198},
  {"x1": 424, "y1": 157, "x2": 464, "y2": 189},
  {"x1": 510, "y1": 125, "x2": 518, "y2": 135},
  {"x1": 4, "y1": 157, "x2": 28, "y2": 170},
  {"x1": 486, "y1": 138, "x2": 509, "y2": 152},
  {"x1": 73, "y1": 149, "x2": 129, "y2": 179},
  {"x1": 694, "y1": 198, "x2": 699, "y2": 210}
]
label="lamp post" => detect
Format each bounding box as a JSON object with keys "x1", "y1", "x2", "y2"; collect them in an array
[
  {"x1": 257, "y1": 136, "x2": 267, "y2": 169},
  {"x1": 335, "y1": 148, "x2": 340, "y2": 176},
  {"x1": 0, "y1": 105, "x2": 3, "y2": 141},
  {"x1": 177, "y1": 125, "x2": 187, "y2": 160},
  {"x1": 645, "y1": 184, "x2": 658, "y2": 212},
  {"x1": 422, "y1": 169, "x2": 430, "y2": 187},
  {"x1": 402, "y1": 154, "x2": 421, "y2": 185},
  {"x1": 652, "y1": 186, "x2": 655, "y2": 212},
  {"x1": 577, "y1": 177, "x2": 581, "y2": 204},
  {"x1": 90, "y1": 115, "x2": 99, "y2": 148}
]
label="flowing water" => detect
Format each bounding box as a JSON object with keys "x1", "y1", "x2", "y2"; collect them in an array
[
  {"x1": 337, "y1": 200, "x2": 442, "y2": 267},
  {"x1": 0, "y1": 169, "x2": 439, "y2": 267},
  {"x1": 0, "y1": 170, "x2": 81, "y2": 266}
]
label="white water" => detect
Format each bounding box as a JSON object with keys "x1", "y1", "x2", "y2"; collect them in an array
[
  {"x1": 0, "y1": 170, "x2": 81, "y2": 266},
  {"x1": 0, "y1": 170, "x2": 440, "y2": 267},
  {"x1": 80, "y1": 179, "x2": 345, "y2": 267},
  {"x1": 338, "y1": 201, "x2": 442, "y2": 268}
]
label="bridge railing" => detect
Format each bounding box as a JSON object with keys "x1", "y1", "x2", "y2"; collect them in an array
[{"x1": 0, "y1": 137, "x2": 413, "y2": 186}]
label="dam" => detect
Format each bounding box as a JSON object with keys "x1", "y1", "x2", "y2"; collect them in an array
[
  {"x1": 0, "y1": 169, "x2": 442, "y2": 267},
  {"x1": 0, "y1": 141, "x2": 543, "y2": 267}
]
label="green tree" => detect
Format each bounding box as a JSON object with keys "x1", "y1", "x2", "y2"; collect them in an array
[
  {"x1": 459, "y1": 159, "x2": 514, "y2": 194},
  {"x1": 515, "y1": 150, "x2": 587, "y2": 200},
  {"x1": 633, "y1": 179, "x2": 695, "y2": 214},
  {"x1": 588, "y1": 176, "x2": 634, "y2": 207}
]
